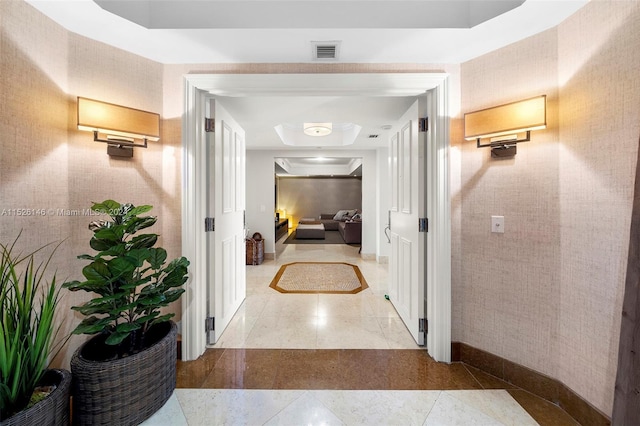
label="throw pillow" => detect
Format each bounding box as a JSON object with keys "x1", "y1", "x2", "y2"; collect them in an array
[
  {"x1": 333, "y1": 210, "x2": 349, "y2": 221},
  {"x1": 352, "y1": 213, "x2": 362, "y2": 221}
]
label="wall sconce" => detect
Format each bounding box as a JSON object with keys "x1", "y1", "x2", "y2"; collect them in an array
[
  {"x1": 464, "y1": 95, "x2": 546, "y2": 158},
  {"x1": 77, "y1": 97, "x2": 160, "y2": 158}
]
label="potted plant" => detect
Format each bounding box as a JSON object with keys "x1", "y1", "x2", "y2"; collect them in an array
[
  {"x1": 63, "y1": 200, "x2": 189, "y2": 425},
  {"x1": 0, "y1": 235, "x2": 71, "y2": 425}
]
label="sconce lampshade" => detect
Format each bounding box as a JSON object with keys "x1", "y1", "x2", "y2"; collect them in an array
[
  {"x1": 464, "y1": 95, "x2": 546, "y2": 142},
  {"x1": 77, "y1": 97, "x2": 160, "y2": 142}
]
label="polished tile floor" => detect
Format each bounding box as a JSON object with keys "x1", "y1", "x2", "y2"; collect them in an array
[
  {"x1": 143, "y1": 233, "x2": 580, "y2": 425},
  {"x1": 211, "y1": 241, "x2": 418, "y2": 350}
]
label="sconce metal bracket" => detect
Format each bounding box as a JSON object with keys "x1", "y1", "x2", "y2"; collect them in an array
[
  {"x1": 107, "y1": 145, "x2": 134, "y2": 158},
  {"x1": 93, "y1": 131, "x2": 148, "y2": 149},
  {"x1": 475, "y1": 130, "x2": 531, "y2": 158},
  {"x1": 475, "y1": 130, "x2": 530, "y2": 148},
  {"x1": 490, "y1": 145, "x2": 517, "y2": 158},
  {"x1": 93, "y1": 131, "x2": 148, "y2": 158}
]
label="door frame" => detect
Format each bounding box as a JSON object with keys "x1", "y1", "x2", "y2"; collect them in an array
[{"x1": 181, "y1": 73, "x2": 451, "y2": 362}]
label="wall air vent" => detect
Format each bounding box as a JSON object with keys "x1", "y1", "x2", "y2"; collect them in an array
[
  {"x1": 368, "y1": 134, "x2": 379, "y2": 138},
  {"x1": 311, "y1": 41, "x2": 340, "y2": 61}
]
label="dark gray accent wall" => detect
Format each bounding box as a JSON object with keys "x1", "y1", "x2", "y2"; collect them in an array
[{"x1": 277, "y1": 177, "x2": 362, "y2": 224}]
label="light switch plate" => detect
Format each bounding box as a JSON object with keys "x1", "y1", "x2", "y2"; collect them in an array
[{"x1": 491, "y1": 216, "x2": 505, "y2": 233}]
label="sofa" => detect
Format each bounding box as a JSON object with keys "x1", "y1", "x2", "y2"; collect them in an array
[
  {"x1": 319, "y1": 210, "x2": 362, "y2": 244},
  {"x1": 318, "y1": 213, "x2": 341, "y2": 231},
  {"x1": 338, "y1": 220, "x2": 362, "y2": 244}
]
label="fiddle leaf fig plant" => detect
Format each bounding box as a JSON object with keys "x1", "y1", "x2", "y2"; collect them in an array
[{"x1": 63, "y1": 200, "x2": 189, "y2": 356}]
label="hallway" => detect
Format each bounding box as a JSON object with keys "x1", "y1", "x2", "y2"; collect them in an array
[
  {"x1": 209, "y1": 241, "x2": 418, "y2": 350},
  {"x1": 145, "y1": 239, "x2": 579, "y2": 425}
]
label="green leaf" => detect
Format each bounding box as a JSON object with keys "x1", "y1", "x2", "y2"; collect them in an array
[
  {"x1": 73, "y1": 293, "x2": 128, "y2": 315},
  {"x1": 134, "y1": 312, "x2": 160, "y2": 324},
  {"x1": 162, "y1": 288, "x2": 185, "y2": 304},
  {"x1": 120, "y1": 276, "x2": 151, "y2": 290},
  {"x1": 73, "y1": 316, "x2": 110, "y2": 335},
  {"x1": 128, "y1": 234, "x2": 158, "y2": 250},
  {"x1": 109, "y1": 301, "x2": 138, "y2": 315},
  {"x1": 88, "y1": 220, "x2": 108, "y2": 232},
  {"x1": 139, "y1": 294, "x2": 165, "y2": 306},
  {"x1": 107, "y1": 257, "x2": 136, "y2": 278},
  {"x1": 77, "y1": 254, "x2": 95, "y2": 260},
  {"x1": 62, "y1": 279, "x2": 82, "y2": 290},
  {"x1": 98, "y1": 244, "x2": 127, "y2": 258},
  {"x1": 90, "y1": 237, "x2": 115, "y2": 252},
  {"x1": 126, "y1": 248, "x2": 151, "y2": 267},
  {"x1": 147, "y1": 248, "x2": 167, "y2": 270},
  {"x1": 115, "y1": 322, "x2": 141, "y2": 333},
  {"x1": 105, "y1": 331, "x2": 129, "y2": 346},
  {"x1": 126, "y1": 205, "x2": 153, "y2": 217},
  {"x1": 65, "y1": 279, "x2": 110, "y2": 294},
  {"x1": 94, "y1": 226, "x2": 125, "y2": 242},
  {"x1": 152, "y1": 313, "x2": 175, "y2": 325},
  {"x1": 125, "y1": 216, "x2": 157, "y2": 235},
  {"x1": 82, "y1": 261, "x2": 111, "y2": 281},
  {"x1": 92, "y1": 200, "x2": 121, "y2": 215},
  {"x1": 170, "y1": 256, "x2": 190, "y2": 269},
  {"x1": 162, "y1": 264, "x2": 189, "y2": 288}
]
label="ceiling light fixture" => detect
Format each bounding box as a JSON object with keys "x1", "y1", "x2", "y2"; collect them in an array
[{"x1": 303, "y1": 122, "x2": 332, "y2": 137}]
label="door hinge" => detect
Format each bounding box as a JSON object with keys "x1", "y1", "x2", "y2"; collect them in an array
[
  {"x1": 419, "y1": 217, "x2": 428, "y2": 232},
  {"x1": 205, "y1": 118, "x2": 215, "y2": 132},
  {"x1": 419, "y1": 318, "x2": 428, "y2": 334},
  {"x1": 205, "y1": 317, "x2": 215, "y2": 332},
  {"x1": 419, "y1": 117, "x2": 428, "y2": 132},
  {"x1": 205, "y1": 217, "x2": 215, "y2": 232}
]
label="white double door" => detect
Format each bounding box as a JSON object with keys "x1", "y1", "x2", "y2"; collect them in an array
[
  {"x1": 204, "y1": 97, "x2": 428, "y2": 347},
  {"x1": 388, "y1": 98, "x2": 427, "y2": 346},
  {"x1": 206, "y1": 99, "x2": 246, "y2": 344}
]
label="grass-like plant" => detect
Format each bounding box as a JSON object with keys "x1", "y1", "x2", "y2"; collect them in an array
[
  {"x1": 0, "y1": 235, "x2": 62, "y2": 419},
  {"x1": 63, "y1": 200, "x2": 189, "y2": 358}
]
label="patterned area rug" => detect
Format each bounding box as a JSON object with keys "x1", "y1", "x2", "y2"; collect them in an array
[{"x1": 269, "y1": 262, "x2": 368, "y2": 294}]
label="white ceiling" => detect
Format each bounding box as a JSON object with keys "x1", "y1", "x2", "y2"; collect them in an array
[
  {"x1": 219, "y1": 95, "x2": 416, "y2": 149},
  {"x1": 26, "y1": 0, "x2": 587, "y2": 64},
  {"x1": 26, "y1": 0, "x2": 588, "y2": 173},
  {"x1": 93, "y1": 0, "x2": 527, "y2": 29}
]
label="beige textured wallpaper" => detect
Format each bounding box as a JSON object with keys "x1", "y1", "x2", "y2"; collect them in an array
[
  {"x1": 460, "y1": 25, "x2": 561, "y2": 382},
  {"x1": 460, "y1": 0, "x2": 640, "y2": 415},
  {"x1": 557, "y1": 0, "x2": 640, "y2": 415},
  {"x1": 0, "y1": 1, "x2": 168, "y2": 368}
]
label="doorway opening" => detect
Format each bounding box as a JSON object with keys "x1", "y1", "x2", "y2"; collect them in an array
[{"x1": 181, "y1": 73, "x2": 451, "y2": 363}]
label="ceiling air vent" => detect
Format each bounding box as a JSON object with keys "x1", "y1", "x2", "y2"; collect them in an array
[{"x1": 311, "y1": 41, "x2": 340, "y2": 61}]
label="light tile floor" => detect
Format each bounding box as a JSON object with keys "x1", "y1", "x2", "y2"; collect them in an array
[
  {"x1": 143, "y1": 234, "x2": 562, "y2": 425},
  {"x1": 211, "y1": 240, "x2": 419, "y2": 350},
  {"x1": 144, "y1": 389, "x2": 539, "y2": 425}
]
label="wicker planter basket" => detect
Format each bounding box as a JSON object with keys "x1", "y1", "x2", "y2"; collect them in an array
[
  {"x1": 70, "y1": 321, "x2": 177, "y2": 425},
  {"x1": 1, "y1": 369, "x2": 71, "y2": 426}
]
